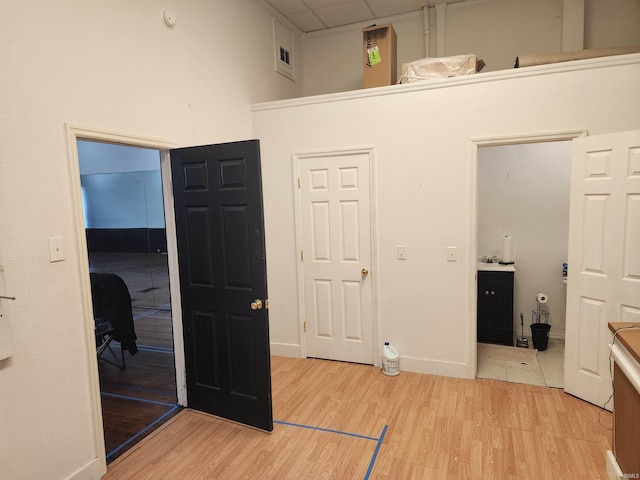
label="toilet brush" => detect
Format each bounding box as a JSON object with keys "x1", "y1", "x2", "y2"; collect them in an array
[{"x1": 516, "y1": 313, "x2": 529, "y2": 348}]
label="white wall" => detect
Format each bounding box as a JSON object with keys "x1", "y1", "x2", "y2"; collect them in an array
[
  {"x1": 478, "y1": 142, "x2": 572, "y2": 340},
  {"x1": 302, "y1": 0, "x2": 640, "y2": 96},
  {"x1": 585, "y1": 0, "x2": 640, "y2": 48},
  {"x1": 302, "y1": 12, "x2": 426, "y2": 96},
  {"x1": 0, "y1": 1, "x2": 302, "y2": 479},
  {"x1": 252, "y1": 55, "x2": 640, "y2": 379},
  {"x1": 442, "y1": 0, "x2": 562, "y2": 69}
]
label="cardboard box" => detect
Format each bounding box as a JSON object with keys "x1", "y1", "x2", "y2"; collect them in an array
[{"x1": 363, "y1": 24, "x2": 397, "y2": 88}]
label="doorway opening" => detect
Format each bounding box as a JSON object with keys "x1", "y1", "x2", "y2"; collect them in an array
[
  {"x1": 473, "y1": 135, "x2": 579, "y2": 388},
  {"x1": 77, "y1": 140, "x2": 180, "y2": 462}
]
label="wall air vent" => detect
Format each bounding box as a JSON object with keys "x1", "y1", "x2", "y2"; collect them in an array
[{"x1": 274, "y1": 18, "x2": 295, "y2": 81}]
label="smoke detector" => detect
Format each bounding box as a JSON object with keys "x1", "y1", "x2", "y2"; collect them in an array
[{"x1": 162, "y1": 8, "x2": 176, "y2": 28}]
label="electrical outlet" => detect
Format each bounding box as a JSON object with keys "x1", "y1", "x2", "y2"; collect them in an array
[{"x1": 447, "y1": 246, "x2": 457, "y2": 262}]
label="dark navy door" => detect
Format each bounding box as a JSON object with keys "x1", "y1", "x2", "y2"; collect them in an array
[{"x1": 171, "y1": 140, "x2": 272, "y2": 431}]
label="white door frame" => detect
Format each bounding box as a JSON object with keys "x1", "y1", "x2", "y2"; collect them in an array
[
  {"x1": 292, "y1": 146, "x2": 381, "y2": 365},
  {"x1": 468, "y1": 129, "x2": 587, "y2": 378},
  {"x1": 65, "y1": 124, "x2": 186, "y2": 468}
]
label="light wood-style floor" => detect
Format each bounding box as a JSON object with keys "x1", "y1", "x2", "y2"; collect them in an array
[{"x1": 104, "y1": 356, "x2": 613, "y2": 479}]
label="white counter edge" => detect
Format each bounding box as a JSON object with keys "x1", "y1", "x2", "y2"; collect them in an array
[
  {"x1": 611, "y1": 341, "x2": 640, "y2": 394},
  {"x1": 606, "y1": 450, "x2": 623, "y2": 480}
]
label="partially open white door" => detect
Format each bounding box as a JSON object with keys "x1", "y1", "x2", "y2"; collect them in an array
[{"x1": 565, "y1": 130, "x2": 640, "y2": 409}]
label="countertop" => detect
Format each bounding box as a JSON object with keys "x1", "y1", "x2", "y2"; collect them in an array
[
  {"x1": 477, "y1": 262, "x2": 516, "y2": 272},
  {"x1": 609, "y1": 322, "x2": 640, "y2": 365}
]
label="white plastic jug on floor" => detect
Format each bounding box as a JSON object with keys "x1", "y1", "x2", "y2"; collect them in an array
[{"x1": 381, "y1": 342, "x2": 399, "y2": 376}]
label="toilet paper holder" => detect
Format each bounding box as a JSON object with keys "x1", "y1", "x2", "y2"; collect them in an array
[{"x1": 532, "y1": 292, "x2": 549, "y2": 324}]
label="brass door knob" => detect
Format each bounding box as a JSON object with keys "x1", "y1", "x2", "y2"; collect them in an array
[
  {"x1": 251, "y1": 299, "x2": 263, "y2": 310},
  {"x1": 361, "y1": 268, "x2": 369, "y2": 277}
]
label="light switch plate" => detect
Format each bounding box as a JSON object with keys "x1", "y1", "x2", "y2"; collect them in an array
[
  {"x1": 447, "y1": 246, "x2": 457, "y2": 262},
  {"x1": 0, "y1": 270, "x2": 13, "y2": 360},
  {"x1": 397, "y1": 245, "x2": 407, "y2": 260},
  {"x1": 48, "y1": 236, "x2": 65, "y2": 262},
  {"x1": 0, "y1": 308, "x2": 13, "y2": 360}
]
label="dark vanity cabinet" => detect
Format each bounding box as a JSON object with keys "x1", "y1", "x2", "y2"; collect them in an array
[{"x1": 477, "y1": 269, "x2": 514, "y2": 346}]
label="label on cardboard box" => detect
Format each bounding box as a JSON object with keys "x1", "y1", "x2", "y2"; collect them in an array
[{"x1": 367, "y1": 46, "x2": 381, "y2": 66}]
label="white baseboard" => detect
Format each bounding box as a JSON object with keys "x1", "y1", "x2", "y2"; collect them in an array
[
  {"x1": 63, "y1": 457, "x2": 105, "y2": 480},
  {"x1": 270, "y1": 342, "x2": 303, "y2": 357},
  {"x1": 269, "y1": 344, "x2": 470, "y2": 379},
  {"x1": 399, "y1": 355, "x2": 469, "y2": 379},
  {"x1": 517, "y1": 332, "x2": 566, "y2": 343},
  {"x1": 549, "y1": 331, "x2": 566, "y2": 341}
]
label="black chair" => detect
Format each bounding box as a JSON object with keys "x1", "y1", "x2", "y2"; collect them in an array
[
  {"x1": 90, "y1": 273, "x2": 138, "y2": 369},
  {"x1": 95, "y1": 319, "x2": 126, "y2": 369}
]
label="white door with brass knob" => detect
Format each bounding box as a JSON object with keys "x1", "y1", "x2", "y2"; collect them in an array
[{"x1": 296, "y1": 149, "x2": 375, "y2": 365}]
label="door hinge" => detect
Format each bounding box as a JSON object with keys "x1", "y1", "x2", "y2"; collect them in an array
[
  {"x1": 301, "y1": 250, "x2": 304, "y2": 261},
  {"x1": 298, "y1": 177, "x2": 301, "y2": 188},
  {"x1": 304, "y1": 321, "x2": 307, "y2": 333}
]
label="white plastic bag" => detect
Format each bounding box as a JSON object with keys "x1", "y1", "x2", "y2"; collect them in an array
[{"x1": 400, "y1": 54, "x2": 479, "y2": 83}]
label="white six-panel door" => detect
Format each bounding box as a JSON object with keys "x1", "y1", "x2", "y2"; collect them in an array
[
  {"x1": 296, "y1": 149, "x2": 374, "y2": 364},
  {"x1": 565, "y1": 130, "x2": 640, "y2": 409}
]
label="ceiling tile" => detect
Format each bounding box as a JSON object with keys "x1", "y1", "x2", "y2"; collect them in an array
[
  {"x1": 286, "y1": 11, "x2": 327, "y2": 32},
  {"x1": 303, "y1": 0, "x2": 352, "y2": 9},
  {"x1": 265, "y1": 0, "x2": 309, "y2": 15},
  {"x1": 260, "y1": 0, "x2": 434, "y2": 32},
  {"x1": 314, "y1": 0, "x2": 375, "y2": 29},
  {"x1": 365, "y1": 0, "x2": 428, "y2": 18}
]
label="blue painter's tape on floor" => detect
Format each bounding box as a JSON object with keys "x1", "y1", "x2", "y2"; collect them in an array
[
  {"x1": 133, "y1": 308, "x2": 161, "y2": 320},
  {"x1": 106, "y1": 404, "x2": 180, "y2": 460},
  {"x1": 364, "y1": 424, "x2": 388, "y2": 480},
  {"x1": 274, "y1": 419, "x2": 379, "y2": 441},
  {"x1": 274, "y1": 420, "x2": 388, "y2": 479},
  {"x1": 106, "y1": 383, "x2": 176, "y2": 398},
  {"x1": 101, "y1": 391, "x2": 178, "y2": 408},
  {"x1": 136, "y1": 343, "x2": 174, "y2": 354},
  {"x1": 108, "y1": 341, "x2": 174, "y2": 355}
]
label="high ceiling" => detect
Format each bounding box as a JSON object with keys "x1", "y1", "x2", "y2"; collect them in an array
[{"x1": 261, "y1": 0, "x2": 450, "y2": 33}]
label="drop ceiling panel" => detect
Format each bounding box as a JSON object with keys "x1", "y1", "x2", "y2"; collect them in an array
[
  {"x1": 261, "y1": 0, "x2": 439, "y2": 32},
  {"x1": 314, "y1": 0, "x2": 375, "y2": 29},
  {"x1": 267, "y1": 0, "x2": 308, "y2": 15},
  {"x1": 366, "y1": 0, "x2": 428, "y2": 18},
  {"x1": 286, "y1": 10, "x2": 327, "y2": 31},
  {"x1": 304, "y1": 0, "x2": 353, "y2": 9}
]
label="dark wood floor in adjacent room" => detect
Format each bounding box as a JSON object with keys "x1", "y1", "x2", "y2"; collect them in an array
[{"x1": 90, "y1": 252, "x2": 179, "y2": 463}]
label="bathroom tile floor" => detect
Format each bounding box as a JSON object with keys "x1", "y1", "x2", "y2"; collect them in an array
[{"x1": 477, "y1": 338, "x2": 564, "y2": 388}]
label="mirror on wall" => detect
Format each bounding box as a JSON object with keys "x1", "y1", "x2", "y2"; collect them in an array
[{"x1": 78, "y1": 140, "x2": 169, "y2": 311}]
